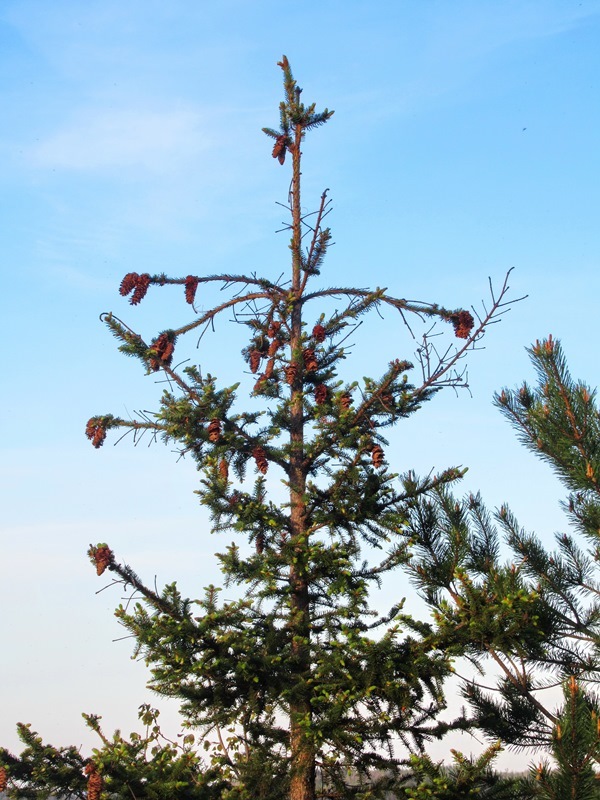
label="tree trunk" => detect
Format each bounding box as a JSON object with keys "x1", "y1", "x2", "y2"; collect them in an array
[{"x1": 288, "y1": 125, "x2": 316, "y2": 800}]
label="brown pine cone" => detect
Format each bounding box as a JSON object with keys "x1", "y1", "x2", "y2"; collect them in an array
[
  {"x1": 303, "y1": 348, "x2": 318, "y2": 372},
  {"x1": 130, "y1": 273, "x2": 151, "y2": 305},
  {"x1": 149, "y1": 333, "x2": 175, "y2": 371},
  {"x1": 314, "y1": 384, "x2": 328, "y2": 405},
  {"x1": 86, "y1": 767, "x2": 103, "y2": 800},
  {"x1": 312, "y1": 324, "x2": 326, "y2": 343},
  {"x1": 0, "y1": 765, "x2": 7, "y2": 792},
  {"x1": 449, "y1": 310, "x2": 474, "y2": 339},
  {"x1": 185, "y1": 275, "x2": 199, "y2": 305},
  {"x1": 285, "y1": 363, "x2": 298, "y2": 385},
  {"x1": 255, "y1": 531, "x2": 265, "y2": 554},
  {"x1": 219, "y1": 459, "x2": 229, "y2": 481},
  {"x1": 119, "y1": 272, "x2": 139, "y2": 297},
  {"x1": 371, "y1": 445, "x2": 385, "y2": 469},
  {"x1": 249, "y1": 350, "x2": 262, "y2": 374},
  {"x1": 85, "y1": 418, "x2": 107, "y2": 449},
  {"x1": 89, "y1": 544, "x2": 114, "y2": 576},
  {"x1": 264, "y1": 358, "x2": 275, "y2": 379},
  {"x1": 267, "y1": 320, "x2": 282, "y2": 338},
  {"x1": 267, "y1": 339, "x2": 281, "y2": 357},
  {"x1": 340, "y1": 393, "x2": 352, "y2": 409},
  {"x1": 253, "y1": 446, "x2": 268, "y2": 474},
  {"x1": 272, "y1": 135, "x2": 287, "y2": 164},
  {"x1": 208, "y1": 419, "x2": 221, "y2": 442}
]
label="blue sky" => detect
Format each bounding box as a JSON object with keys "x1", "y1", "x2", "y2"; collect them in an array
[{"x1": 2, "y1": 0, "x2": 600, "y2": 767}]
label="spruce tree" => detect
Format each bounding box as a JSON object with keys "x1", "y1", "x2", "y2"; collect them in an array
[
  {"x1": 404, "y1": 335, "x2": 600, "y2": 761},
  {"x1": 1, "y1": 58, "x2": 516, "y2": 800},
  {"x1": 0, "y1": 706, "x2": 224, "y2": 799}
]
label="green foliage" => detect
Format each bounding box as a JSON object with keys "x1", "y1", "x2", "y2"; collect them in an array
[
  {"x1": 405, "y1": 337, "x2": 600, "y2": 763},
  {"x1": 0, "y1": 707, "x2": 222, "y2": 800},
  {"x1": 398, "y1": 743, "x2": 522, "y2": 799},
  {"x1": 525, "y1": 678, "x2": 600, "y2": 799},
  {"x1": 0, "y1": 723, "x2": 87, "y2": 799}
]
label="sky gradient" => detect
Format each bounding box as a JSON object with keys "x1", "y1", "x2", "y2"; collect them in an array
[{"x1": 2, "y1": 0, "x2": 600, "y2": 768}]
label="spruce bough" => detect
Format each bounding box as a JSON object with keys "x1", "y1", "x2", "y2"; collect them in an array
[{"x1": 78, "y1": 58, "x2": 514, "y2": 800}]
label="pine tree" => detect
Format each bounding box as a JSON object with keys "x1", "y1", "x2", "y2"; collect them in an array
[
  {"x1": 21, "y1": 58, "x2": 514, "y2": 800},
  {"x1": 404, "y1": 336, "x2": 600, "y2": 760},
  {"x1": 526, "y1": 677, "x2": 600, "y2": 800}
]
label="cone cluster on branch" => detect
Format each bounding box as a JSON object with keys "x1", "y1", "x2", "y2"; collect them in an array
[
  {"x1": 449, "y1": 310, "x2": 475, "y2": 339},
  {"x1": 85, "y1": 418, "x2": 107, "y2": 449},
  {"x1": 89, "y1": 544, "x2": 114, "y2": 576},
  {"x1": 149, "y1": 332, "x2": 175, "y2": 371},
  {"x1": 119, "y1": 272, "x2": 151, "y2": 305}
]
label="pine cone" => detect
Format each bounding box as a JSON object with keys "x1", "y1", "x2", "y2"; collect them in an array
[
  {"x1": 314, "y1": 384, "x2": 328, "y2": 405},
  {"x1": 267, "y1": 321, "x2": 282, "y2": 338},
  {"x1": 449, "y1": 310, "x2": 474, "y2": 339},
  {"x1": 90, "y1": 544, "x2": 114, "y2": 576},
  {"x1": 249, "y1": 350, "x2": 262, "y2": 374},
  {"x1": 0, "y1": 766, "x2": 7, "y2": 792},
  {"x1": 219, "y1": 459, "x2": 229, "y2": 481},
  {"x1": 268, "y1": 339, "x2": 282, "y2": 357},
  {"x1": 208, "y1": 419, "x2": 221, "y2": 442},
  {"x1": 256, "y1": 531, "x2": 265, "y2": 554},
  {"x1": 371, "y1": 445, "x2": 385, "y2": 469},
  {"x1": 149, "y1": 332, "x2": 175, "y2": 371},
  {"x1": 86, "y1": 765, "x2": 103, "y2": 800},
  {"x1": 272, "y1": 135, "x2": 287, "y2": 164},
  {"x1": 85, "y1": 418, "x2": 107, "y2": 449},
  {"x1": 185, "y1": 275, "x2": 199, "y2": 305},
  {"x1": 264, "y1": 357, "x2": 275, "y2": 379},
  {"x1": 119, "y1": 272, "x2": 139, "y2": 297},
  {"x1": 130, "y1": 273, "x2": 151, "y2": 305},
  {"x1": 303, "y1": 348, "x2": 318, "y2": 372},
  {"x1": 340, "y1": 393, "x2": 352, "y2": 409},
  {"x1": 312, "y1": 324, "x2": 326, "y2": 343},
  {"x1": 253, "y1": 446, "x2": 268, "y2": 474},
  {"x1": 285, "y1": 364, "x2": 298, "y2": 386}
]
